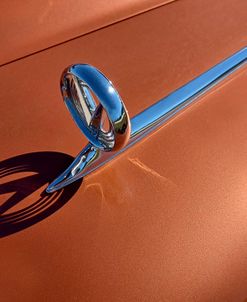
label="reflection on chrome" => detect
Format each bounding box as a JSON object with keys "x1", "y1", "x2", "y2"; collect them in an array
[{"x1": 47, "y1": 47, "x2": 247, "y2": 193}]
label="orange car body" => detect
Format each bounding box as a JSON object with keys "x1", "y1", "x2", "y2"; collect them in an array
[{"x1": 0, "y1": 1, "x2": 247, "y2": 301}]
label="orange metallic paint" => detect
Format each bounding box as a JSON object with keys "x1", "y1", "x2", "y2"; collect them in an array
[
  {"x1": 0, "y1": 0, "x2": 174, "y2": 65},
  {"x1": 0, "y1": 0, "x2": 247, "y2": 301}
]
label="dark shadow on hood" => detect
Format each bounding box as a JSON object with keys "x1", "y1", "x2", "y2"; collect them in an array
[{"x1": 0, "y1": 152, "x2": 82, "y2": 237}]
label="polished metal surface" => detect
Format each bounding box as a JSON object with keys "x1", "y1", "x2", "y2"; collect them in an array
[
  {"x1": 47, "y1": 47, "x2": 247, "y2": 193},
  {"x1": 61, "y1": 64, "x2": 131, "y2": 151}
]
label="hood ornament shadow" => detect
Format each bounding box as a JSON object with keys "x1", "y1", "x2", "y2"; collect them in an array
[
  {"x1": 47, "y1": 47, "x2": 247, "y2": 193},
  {"x1": 0, "y1": 152, "x2": 82, "y2": 237}
]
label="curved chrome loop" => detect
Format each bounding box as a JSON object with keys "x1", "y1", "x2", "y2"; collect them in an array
[
  {"x1": 47, "y1": 47, "x2": 247, "y2": 193},
  {"x1": 61, "y1": 64, "x2": 131, "y2": 151}
]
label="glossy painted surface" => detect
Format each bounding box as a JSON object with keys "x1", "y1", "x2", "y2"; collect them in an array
[
  {"x1": 0, "y1": 0, "x2": 174, "y2": 65},
  {"x1": 1, "y1": 0, "x2": 247, "y2": 301}
]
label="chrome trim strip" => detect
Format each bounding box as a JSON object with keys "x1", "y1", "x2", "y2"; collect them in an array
[{"x1": 47, "y1": 47, "x2": 247, "y2": 193}]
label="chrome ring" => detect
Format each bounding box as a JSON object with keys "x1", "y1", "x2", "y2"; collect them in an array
[{"x1": 60, "y1": 64, "x2": 131, "y2": 151}]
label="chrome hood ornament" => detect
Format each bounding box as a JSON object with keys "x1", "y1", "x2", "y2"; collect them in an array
[{"x1": 47, "y1": 47, "x2": 247, "y2": 193}]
